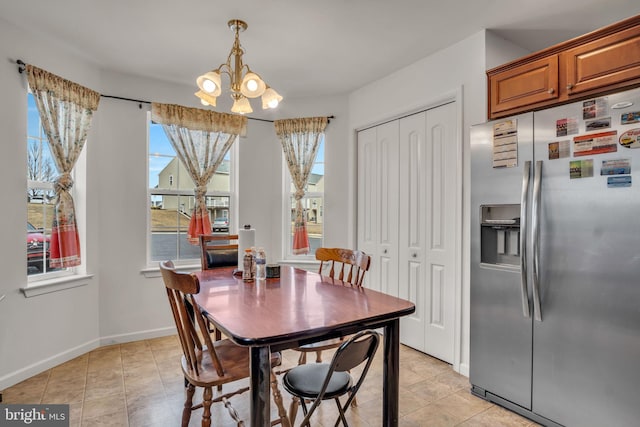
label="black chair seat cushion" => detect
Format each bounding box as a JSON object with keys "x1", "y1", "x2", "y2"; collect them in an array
[
  {"x1": 206, "y1": 249, "x2": 238, "y2": 268},
  {"x1": 283, "y1": 363, "x2": 352, "y2": 400}
]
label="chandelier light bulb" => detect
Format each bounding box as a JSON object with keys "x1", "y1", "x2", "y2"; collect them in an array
[
  {"x1": 200, "y1": 99, "x2": 209, "y2": 106},
  {"x1": 246, "y1": 79, "x2": 258, "y2": 92},
  {"x1": 261, "y1": 87, "x2": 283, "y2": 110},
  {"x1": 202, "y1": 79, "x2": 217, "y2": 93}
]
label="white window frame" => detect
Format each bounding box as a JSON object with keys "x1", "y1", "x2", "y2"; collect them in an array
[
  {"x1": 146, "y1": 115, "x2": 238, "y2": 268},
  {"x1": 26, "y1": 92, "x2": 78, "y2": 284},
  {"x1": 281, "y1": 141, "x2": 325, "y2": 261}
]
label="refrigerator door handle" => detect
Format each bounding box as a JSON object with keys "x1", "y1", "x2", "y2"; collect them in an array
[
  {"x1": 520, "y1": 160, "x2": 531, "y2": 318},
  {"x1": 532, "y1": 160, "x2": 543, "y2": 321}
]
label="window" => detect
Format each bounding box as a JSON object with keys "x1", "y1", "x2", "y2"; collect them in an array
[
  {"x1": 148, "y1": 119, "x2": 235, "y2": 264},
  {"x1": 283, "y1": 138, "x2": 324, "y2": 258},
  {"x1": 26, "y1": 93, "x2": 66, "y2": 277}
]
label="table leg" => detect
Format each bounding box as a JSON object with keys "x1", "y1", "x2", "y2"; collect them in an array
[
  {"x1": 250, "y1": 346, "x2": 271, "y2": 427},
  {"x1": 383, "y1": 319, "x2": 400, "y2": 426}
]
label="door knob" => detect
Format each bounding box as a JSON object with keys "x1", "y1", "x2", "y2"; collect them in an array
[
  {"x1": 566, "y1": 84, "x2": 574, "y2": 90},
  {"x1": 548, "y1": 88, "x2": 555, "y2": 94}
]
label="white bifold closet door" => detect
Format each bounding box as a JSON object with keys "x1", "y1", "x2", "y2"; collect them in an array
[{"x1": 357, "y1": 101, "x2": 458, "y2": 363}]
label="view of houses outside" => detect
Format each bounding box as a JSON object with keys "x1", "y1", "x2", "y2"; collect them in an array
[
  {"x1": 148, "y1": 122, "x2": 234, "y2": 261},
  {"x1": 26, "y1": 93, "x2": 58, "y2": 275}
]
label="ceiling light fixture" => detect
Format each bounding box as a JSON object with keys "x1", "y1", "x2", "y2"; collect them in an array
[{"x1": 195, "y1": 19, "x2": 282, "y2": 115}]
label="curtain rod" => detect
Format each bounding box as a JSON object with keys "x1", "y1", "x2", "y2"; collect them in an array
[{"x1": 17, "y1": 59, "x2": 334, "y2": 123}]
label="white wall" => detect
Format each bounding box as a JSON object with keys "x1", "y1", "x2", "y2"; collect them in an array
[{"x1": 0, "y1": 17, "x2": 102, "y2": 389}]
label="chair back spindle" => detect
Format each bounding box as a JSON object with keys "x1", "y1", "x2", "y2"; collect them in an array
[{"x1": 316, "y1": 247, "x2": 371, "y2": 287}]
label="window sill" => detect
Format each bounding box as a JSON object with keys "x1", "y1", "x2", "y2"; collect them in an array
[
  {"x1": 21, "y1": 273, "x2": 94, "y2": 298},
  {"x1": 141, "y1": 263, "x2": 200, "y2": 278}
]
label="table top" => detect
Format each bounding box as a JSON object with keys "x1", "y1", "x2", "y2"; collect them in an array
[{"x1": 193, "y1": 266, "x2": 415, "y2": 348}]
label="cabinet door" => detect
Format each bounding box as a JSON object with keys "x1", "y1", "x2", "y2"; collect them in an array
[
  {"x1": 563, "y1": 24, "x2": 640, "y2": 96},
  {"x1": 489, "y1": 56, "x2": 559, "y2": 118}
]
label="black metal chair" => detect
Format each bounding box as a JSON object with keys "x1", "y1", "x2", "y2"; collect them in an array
[{"x1": 282, "y1": 330, "x2": 380, "y2": 426}]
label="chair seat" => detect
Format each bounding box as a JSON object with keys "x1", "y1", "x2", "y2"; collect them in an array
[
  {"x1": 283, "y1": 363, "x2": 352, "y2": 400},
  {"x1": 181, "y1": 339, "x2": 250, "y2": 387}
]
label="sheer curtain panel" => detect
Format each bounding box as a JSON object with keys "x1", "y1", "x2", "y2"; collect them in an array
[
  {"x1": 26, "y1": 64, "x2": 100, "y2": 268},
  {"x1": 275, "y1": 117, "x2": 328, "y2": 254},
  {"x1": 151, "y1": 103, "x2": 247, "y2": 243}
]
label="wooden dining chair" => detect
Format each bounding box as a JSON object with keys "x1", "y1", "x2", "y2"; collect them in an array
[
  {"x1": 283, "y1": 330, "x2": 380, "y2": 427},
  {"x1": 199, "y1": 234, "x2": 239, "y2": 271},
  {"x1": 198, "y1": 234, "x2": 239, "y2": 340},
  {"x1": 159, "y1": 261, "x2": 290, "y2": 427},
  {"x1": 295, "y1": 247, "x2": 372, "y2": 365}
]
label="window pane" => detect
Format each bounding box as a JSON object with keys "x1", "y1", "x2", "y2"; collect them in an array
[
  {"x1": 286, "y1": 137, "x2": 324, "y2": 257},
  {"x1": 149, "y1": 194, "x2": 200, "y2": 261},
  {"x1": 290, "y1": 195, "x2": 323, "y2": 255},
  {"x1": 149, "y1": 119, "x2": 235, "y2": 263},
  {"x1": 27, "y1": 197, "x2": 57, "y2": 275},
  {"x1": 27, "y1": 92, "x2": 64, "y2": 276}
]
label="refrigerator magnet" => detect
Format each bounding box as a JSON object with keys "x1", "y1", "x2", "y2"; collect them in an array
[
  {"x1": 573, "y1": 131, "x2": 618, "y2": 156},
  {"x1": 621, "y1": 111, "x2": 640, "y2": 125},
  {"x1": 556, "y1": 118, "x2": 578, "y2": 137},
  {"x1": 583, "y1": 98, "x2": 608, "y2": 120},
  {"x1": 619, "y1": 128, "x2": 640, "y2": 148},
  {"x1": 607, "y1": 176, "x2": 632, "y2": 188},
  {"x1": 601, "y1": 159, "x2": 631, "y2": 175},
  {"x1": 585, "y1": 117, "x2": 611, "y2": 131},
  {"x1": 570, "y1": 159, "x2": 594, "y2": 179},
  {"x1": 548, "y1": 140, "x2": 570, "y2": 160}
]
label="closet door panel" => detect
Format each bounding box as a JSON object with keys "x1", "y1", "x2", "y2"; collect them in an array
[
  {"x1": 376, "y1": 121, "x2": 400, "y2": 296},
  {"x1": 357, "y1": 127, "x2": 379, "y2": 291},
  {"x1": 423, "y1": 102, "x2": 457, "y2": 363},
  {"x1": 399, "y1": 112, "x2": 427, "y2": 349}
]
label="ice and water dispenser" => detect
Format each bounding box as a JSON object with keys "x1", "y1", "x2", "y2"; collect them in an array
[{"x1": 480, "y1": 204, "x2": 520, "y2": 266}]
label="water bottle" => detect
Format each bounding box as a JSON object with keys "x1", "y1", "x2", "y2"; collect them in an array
[
  {"x1": 255, "y1": 247, "x2": 266, "y2": 280},
  {"x1": 242, "y1": 249, "x2": 254, "y2": 281}
]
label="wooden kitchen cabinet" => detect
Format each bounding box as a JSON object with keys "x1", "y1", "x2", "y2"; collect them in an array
[
  {"x1": 488, "y1": 15, "x2": 640, "y2": 119},
  {"x1": 488, "y1": 55, "x2": 559, "y2": 117},
  {"x1": 562, "y1": 24, "x2": 640, "y2": 96}
]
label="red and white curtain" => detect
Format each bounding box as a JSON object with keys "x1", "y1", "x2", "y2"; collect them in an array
[
  {"x1": 275, "y1": 117, "x2": 328, "y2": 255},
  {"x1": 26, "y1": 64, "x2": 100, "y2": 268},
  {"x1": 151, "y1": 103, "x2": 247, "y2": 244}
]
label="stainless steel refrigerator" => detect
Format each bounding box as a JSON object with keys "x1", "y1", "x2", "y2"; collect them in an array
[{"x1": 470, "y1": 87, "x2": 640, "y2": 427}]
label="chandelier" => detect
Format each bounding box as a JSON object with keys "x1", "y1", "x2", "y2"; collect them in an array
[{"x1": 195, "y1": 19, "x2": 282, "y2": 114}]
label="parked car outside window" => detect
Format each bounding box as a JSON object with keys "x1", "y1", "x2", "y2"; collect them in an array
[
  {"x1": 212, "y1": 217, "x2": 229, "y2": 232},
  {"x1": 27, "y1": 222, "x2": 50, "y2": 272}
]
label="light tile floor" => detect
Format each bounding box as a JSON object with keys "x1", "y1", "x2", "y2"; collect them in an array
[{"x1": 2, "y1": 336, "x2": 540, "y2": 426}]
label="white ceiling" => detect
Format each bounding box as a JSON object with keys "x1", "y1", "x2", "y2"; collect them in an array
[{"x1": 3, "y1": 0, "x2": 640, "y2": 100}]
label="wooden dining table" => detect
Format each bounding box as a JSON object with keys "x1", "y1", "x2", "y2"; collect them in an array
[{"x1": 193, "y1": 265, "x2": 416, "y2": 427}]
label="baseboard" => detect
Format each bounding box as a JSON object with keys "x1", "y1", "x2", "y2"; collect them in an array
[
  {"x1": 99, "y1": 326, "x2": 176, "y2": 347},
  {"x1": 0, "y1": 338, "x2": 100, "y2": 391},
  {"x1": 457, "y1": 362, "x2": 470, "y2": 377},
  {"x1": 0, "y1": 326, "x2": 177, "y2": 391}
]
